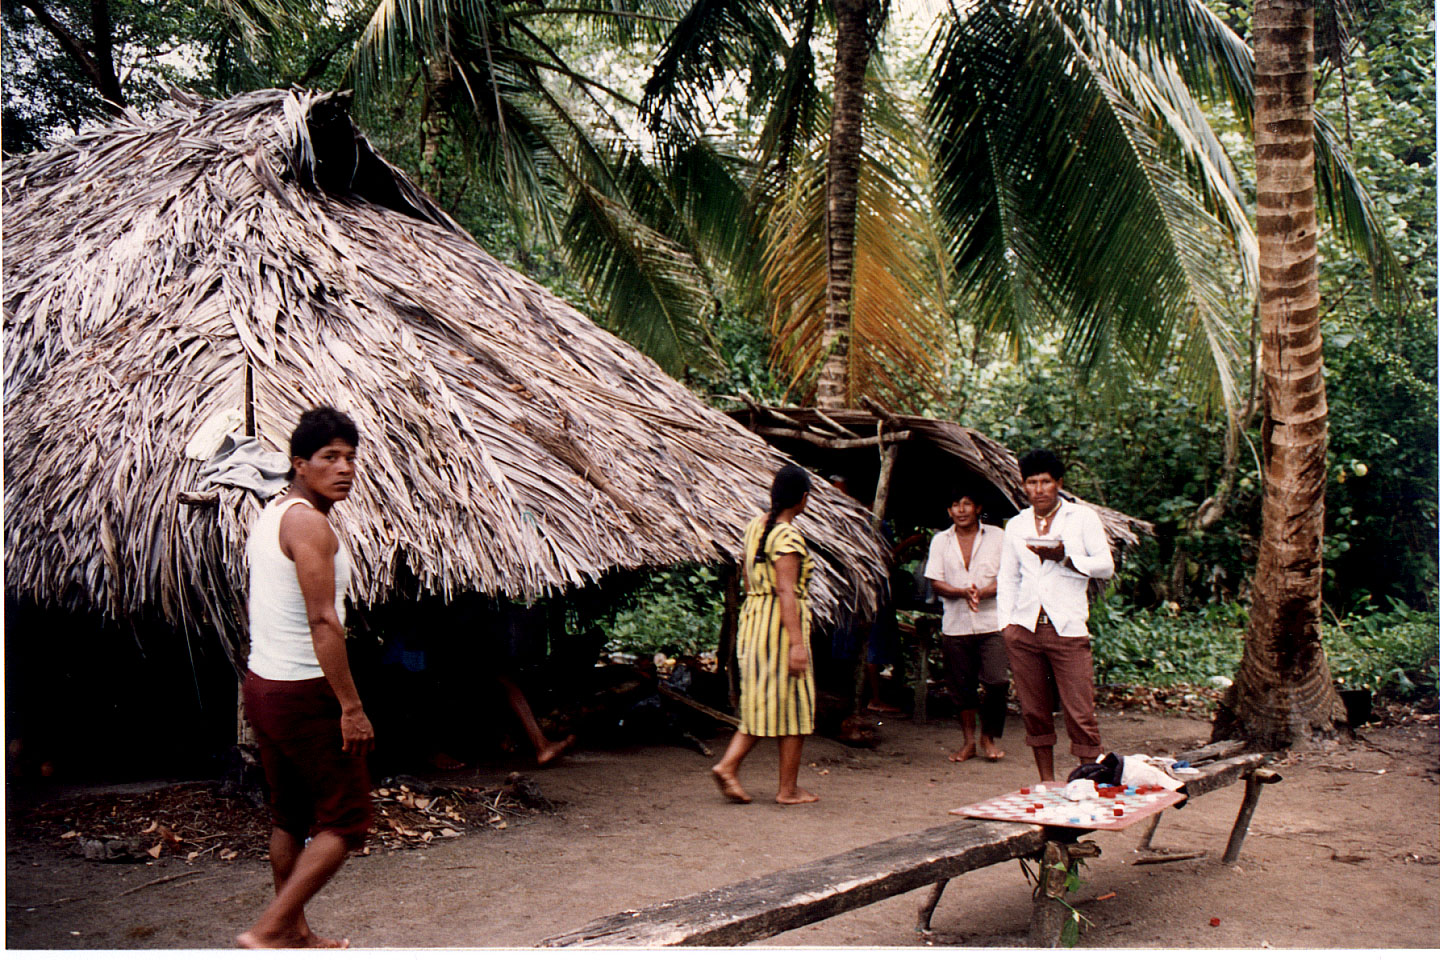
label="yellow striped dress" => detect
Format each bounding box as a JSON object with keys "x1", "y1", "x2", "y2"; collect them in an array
[{"x1": 736, "y1": 515, "x2": 816, "y2": 737}]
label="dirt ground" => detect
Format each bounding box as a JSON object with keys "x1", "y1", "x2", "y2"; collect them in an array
[{"x1": 6, "y1": 708, "x2": 1438, "y2": 949}]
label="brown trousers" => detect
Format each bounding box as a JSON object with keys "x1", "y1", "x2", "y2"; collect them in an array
[
  {"x1": 242, "y1": 672, "x2": 373, "y2": 845},
  {"x1": 1002, "y1": 621, "x2": 1101, "y2": 761}
]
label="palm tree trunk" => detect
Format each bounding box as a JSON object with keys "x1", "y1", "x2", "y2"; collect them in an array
[
  {"x1": 815, "y1": 0, "x2": 871, "y2": 409},
  {"x1": 1214, "y1": 0, "x2": 1345, "y2": 747}
]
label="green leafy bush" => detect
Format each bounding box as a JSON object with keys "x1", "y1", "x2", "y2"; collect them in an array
[
  {"x1": 1322, "y1": 598, "x2": 1440, "y2": 700},
  {"x1": 598, "y1": 567, "x2": 723, "y2": 657},
  {"x1": 1089, "y1": 596, "x2": 1246, "y2": 687},
  {"x1": 1089, "y1": 593, "x2": 1438, "y2": 704}
]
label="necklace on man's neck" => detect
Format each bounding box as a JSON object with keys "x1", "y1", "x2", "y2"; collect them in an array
[{"x1": 1034, "y1": 500, "x2": 1061, "y2": 534}]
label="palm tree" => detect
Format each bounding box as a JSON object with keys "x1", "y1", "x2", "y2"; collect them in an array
[
  {"x1": 761, "y1": 78, "x2": 949, "y2": 409},
  {"x1": 1213, "y1": 0, "x2": 1345, "y2": 746},
  {"x1": 813, "y1": 0, "x2": 880, "y2": 409},
  {"x1": 646, "y1": 0, "x2": 1394, "y2": 416},
  {"x1": 345, "y1": 0, "x2": 750, "y2": 377}
]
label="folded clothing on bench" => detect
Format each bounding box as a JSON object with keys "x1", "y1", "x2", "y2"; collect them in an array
[{"x1": 1067, "y1": 753, "x2": 1187, "y2": 801}]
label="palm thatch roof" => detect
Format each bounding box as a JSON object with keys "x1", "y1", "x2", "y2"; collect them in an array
[
  {"x1": 728, "y1": 403, "x2": 1153, "y2": 550},
  {"x1": 2, "y1": 88, "x2": 890, "y2": 658}
]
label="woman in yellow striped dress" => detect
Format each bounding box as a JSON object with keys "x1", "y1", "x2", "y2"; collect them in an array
[{"x1": 710, "y1": 465, "x2": 818, "y2": 805}]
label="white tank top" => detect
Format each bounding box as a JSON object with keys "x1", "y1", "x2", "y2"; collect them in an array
[{"x1": 246, "y1": 497, "x2": 351, "y2": 681}]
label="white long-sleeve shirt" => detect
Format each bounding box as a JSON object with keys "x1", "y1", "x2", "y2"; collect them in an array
[{"x1": 997, "y1": 499, "x2": 1113, "y2": 637}]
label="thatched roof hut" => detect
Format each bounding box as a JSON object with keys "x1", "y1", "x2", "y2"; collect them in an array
[
  {"x1": 3, "y1": 88, "x2": 890, "y2": 660},
  {"x1": 728, "y1": 403, "x2": 1152, "y2": 550}
]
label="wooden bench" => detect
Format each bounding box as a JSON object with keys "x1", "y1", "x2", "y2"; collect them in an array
[{"x1": 539, "y1": 740, "x2": 1279, "y2": 947}]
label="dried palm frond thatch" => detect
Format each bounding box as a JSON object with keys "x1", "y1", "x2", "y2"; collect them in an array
[
  {"x1": 728, "y1": 404, "x2": 1153, "y2": 549},
  {"x1": 2, "y1": 88, "x2": 890, "y2": 660}
]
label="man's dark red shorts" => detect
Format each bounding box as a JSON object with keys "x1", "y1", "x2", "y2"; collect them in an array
[{"x1": 242, "y1": 671, "x2": 372, "y2": 846}]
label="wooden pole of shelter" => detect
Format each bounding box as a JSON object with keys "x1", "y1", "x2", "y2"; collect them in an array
[
  {"x1": 870, "y1": 437, "x2": 898, "y2": 535},
  {"x1": 244, "y1": 359, "x2": 255, "y2": 437},
  {"x1": 717, "y1": 566, "x2": 742, "y2": 707},
  {"x1": 857, "y1": 428, "x2": 899, "y2": 710},
  {"x1": 913, "y1": 618, "x2": 933, "y2": 722}
]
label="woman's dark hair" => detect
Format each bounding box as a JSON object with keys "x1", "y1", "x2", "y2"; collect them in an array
[
  {"x1": 1018, "y1": 448, "x2": 1065, "y2": 482},
  {"x1": 755, "y1": 465, "x2": 812, "y2": 565},
  {"x1": 287, "y1": 406, "x2": 360, "y2": 481}
]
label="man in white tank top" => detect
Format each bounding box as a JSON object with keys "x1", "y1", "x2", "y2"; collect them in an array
[{"x1": 238, "y1": 407, "x2": 373, "y2": 949}]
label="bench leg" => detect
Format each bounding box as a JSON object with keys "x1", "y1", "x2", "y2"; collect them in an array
[
  {"x1": 915, "y1": 879, "x2": 949, "y2": 933},
  {"x1": 1027, "y1": 839, "x2": 1099, "y2": 947},
  {"x1": 1221, "y1": 776, "x2": 1266, "y2": 864},
  {"x1": 1139, "y1": 812, "x2": 1163, "y2": 850},
  {"x1": 1028, "y1": 842, "x2": 1070, "y2": 947}
]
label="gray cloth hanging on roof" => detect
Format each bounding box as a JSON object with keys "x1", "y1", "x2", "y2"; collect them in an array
[{"x1": 198, "y1": 433, "x2": 291, "y2": 499}]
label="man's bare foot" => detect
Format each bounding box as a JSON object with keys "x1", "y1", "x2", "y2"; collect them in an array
[
  {"x1": 237, "y1": 929, "x2": 309, "y2": 949},
  {"x1": 297, "y1": 918, "x2": 350, "y2": 948},
  {"x1": 775, "y1": 788, "x2": 819, "y2": 805},
  {"x1": 980, "y1": 738, "x2": 1005, "y2": 761},
  {"x1": 536, "y1": 734, "x2": 576, "y2": 767},
  {"x1": 304, "y1": 933, "x2": 351, "y2": 948},
  {"x1": 711, "y1": 767, "x2": 752, "y2": 803},
  {"x1": 948, "y1": 742, "x2": 977, "y2": 763},
  {"x1": 429, "y1": 752, "x2": 467, "y2": 771}
]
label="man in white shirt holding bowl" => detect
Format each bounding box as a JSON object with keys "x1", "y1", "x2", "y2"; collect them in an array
[{"x1": 996, "y1": 449, "x2": 1114, "y2": 782}]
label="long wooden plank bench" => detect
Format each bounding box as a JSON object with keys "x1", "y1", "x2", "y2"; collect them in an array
[{"x1": 539, "y1": 740, "x2": 1279, "y2": 948}]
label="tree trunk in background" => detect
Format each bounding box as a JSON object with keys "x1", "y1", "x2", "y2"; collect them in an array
[
  {"x1": 419, "y1": 56, "x2": 454, "y2": 194},
  {"x1": 815, "y1": 0, "x2": 871, "y2": 409},
  {"x1": 1214, "y1": 0, "x2": 1345, "y2": 747},
  {"x1": 16, "y1": 0, "x2": 127, "y2": 114}
]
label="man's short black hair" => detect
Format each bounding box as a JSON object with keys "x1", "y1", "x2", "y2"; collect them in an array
[
  {"x1": 1018, "y1": 448, "x2": 1065, "y2": 481},
  {"x1": 946, "y1": 483, "x2": 985, "y2": 506},
  {"x1": 287, "y1": 406, "x2": 359, "y2": 480}
]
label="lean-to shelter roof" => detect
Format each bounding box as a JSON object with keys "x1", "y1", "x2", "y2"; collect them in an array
[
  {"x1": 2, "y1": 88, "x2": 890, "y2": 656},
  {"x1": 729, "y1": 404, "x2": 1152, "y2": 550}
]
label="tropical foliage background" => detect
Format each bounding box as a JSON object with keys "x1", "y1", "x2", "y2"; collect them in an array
[{"x1": 4, "y1": 0, "x2": 1434, "y2": 703}]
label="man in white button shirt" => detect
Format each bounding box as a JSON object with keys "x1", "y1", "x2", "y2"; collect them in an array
[
  {"x1": 997, "y1": 449, "x2": 1114, "y2": 781},
  {"x1": 925, "y1": 485, "x2": 1008, "y2": 762}
]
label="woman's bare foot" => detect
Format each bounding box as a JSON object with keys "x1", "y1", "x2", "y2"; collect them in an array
[
  {"x1": 980, "y1": 737, "x2": 1005, "y2": 761},
  {"x1": 865, "y1": 701, "x2": 904, "y2": 716},
  {"x1": 775, "y1": 788, "x2": 819, "y2": 805},
  {"x1": 948, "y1": 742, "x2": 977, "y2": 763},
  {"x1": 711, "y1": 767, "x2": 752, "y2": 803},
  {"x1": 536, "y1": 734, "x2": 576, "y2": 767}
]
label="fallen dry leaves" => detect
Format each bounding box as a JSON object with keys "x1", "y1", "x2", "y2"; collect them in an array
[{"x1": 15, "y1": 777, "x2": 552, "y2": 864}]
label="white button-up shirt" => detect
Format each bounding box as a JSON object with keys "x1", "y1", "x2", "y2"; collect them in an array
[
  {"x1": 924, "y1": 522, "x2": 1004, "y2": 636},
  {"x1": 997, "y1": 499, "x2": 1114, "y2": 637}
]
